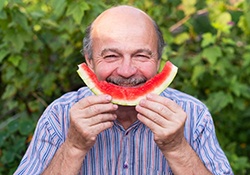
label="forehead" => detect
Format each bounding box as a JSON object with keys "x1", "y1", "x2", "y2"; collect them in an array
[{"x1": 91, "y1": 6, "x2": 158, "y2": 52}]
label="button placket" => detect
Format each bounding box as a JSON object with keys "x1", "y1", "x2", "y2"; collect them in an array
[
  {"x1": 122, "y1": 131, "x2": 130, "y2": 174},
  {"x1": 115, "y1": 120, "x2": 141, "y2": 174}
]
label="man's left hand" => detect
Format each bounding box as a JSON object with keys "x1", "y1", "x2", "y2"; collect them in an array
[{"x1": 135, "y1": 93, "x2": 187, "y2": 153}]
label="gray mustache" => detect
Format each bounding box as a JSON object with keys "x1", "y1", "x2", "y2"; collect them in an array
[{"x1": 106, "y1": 76, "x2": 147, "y2": 86}]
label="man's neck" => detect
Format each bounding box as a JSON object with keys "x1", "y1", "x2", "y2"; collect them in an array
[{"x1": 115, "y1": 105, "x2": 138, "y2": 130}]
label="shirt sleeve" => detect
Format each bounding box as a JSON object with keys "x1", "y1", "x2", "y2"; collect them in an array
[
  {"x1": 13, "y1": 106, "x2": 64, "y2": 175},
  {"x1": 193, "y1": 110, "x2": 234, "y2": 175}
]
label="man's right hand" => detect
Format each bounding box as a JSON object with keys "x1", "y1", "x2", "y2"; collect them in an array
[
  {"x1": 66, "y1": 94, "x2": 118, "y2": 155},
  {"x1": 42, "y1": 94, "x2": 117, "y2": 175}
]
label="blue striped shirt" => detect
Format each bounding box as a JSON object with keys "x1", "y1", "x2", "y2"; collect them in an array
[{"x1": 14, "y1": 87, "x2": 233, "y2": 175}]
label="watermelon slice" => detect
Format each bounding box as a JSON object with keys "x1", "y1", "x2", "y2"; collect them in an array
[{"x1": 77, "y1": 61, "x2": 178, "y2": 106}]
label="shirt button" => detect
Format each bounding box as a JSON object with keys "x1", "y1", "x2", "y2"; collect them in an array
[{"x1": 123, "y1": 163, "x2": 128, "y2": 169}]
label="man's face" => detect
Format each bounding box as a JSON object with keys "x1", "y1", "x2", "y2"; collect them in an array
[{"x1": 87, "y1": 10, "x2": 160, "y2": 87}]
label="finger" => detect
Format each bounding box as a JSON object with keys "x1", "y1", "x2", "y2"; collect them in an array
[
  {"x1": 74, "y1": 94, "x2": 113, "y2": 109},
  {"x1": 137, "y1": 98, "x2": 175, "y2": 121},
  {"x1": 137, "y1": 113, "x2": 163, "y2": 132},
  {"x1": 89, "y1": 113, "x2": 117, "y2": 126},
  {"x1": 145, "y1": 94, "x2": 187, "y2": 124},
  {"x1": 136, "y1": 103, "x2": 169, "y2": 127},
  {"x1": 90, "y1": 120, "x2": 115, "y2": 134},
  {"x1": 146, "y1": 93, "x2": 182, "y2": 113},
  {"x1": 83, "y1": 103, "x2": 118, "y2": 118}
]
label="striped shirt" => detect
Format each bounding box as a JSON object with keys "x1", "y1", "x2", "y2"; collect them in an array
[{"x1": 14, "y1": 87, "x2": 233, "y2": 175}]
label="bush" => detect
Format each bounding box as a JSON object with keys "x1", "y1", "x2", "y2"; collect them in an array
[{"x1": 0, "y1": 0, "x2": 249, "y2": 174}]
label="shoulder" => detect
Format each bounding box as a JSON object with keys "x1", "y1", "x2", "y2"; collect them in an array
[
  {"x1": 43, "y1": 86, "x2": 93, "y2": 119},
  {"x1": 53, "y1": 87, "x2": 93, "y2": 105},
  {"x1": 46, "y1": 87, "x2": 93, "y2": 110},
  {"x1": 37, "y1": 87, "x2": 93, "y2": 140},
  {"x1": 161, "y1": 87, "x2": 207, "y2": 109}
]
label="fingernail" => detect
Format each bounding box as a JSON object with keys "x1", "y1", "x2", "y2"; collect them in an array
[
  {"x1": 113, "y1": 104, "x2": 118, "y2": 110},
  {"x1": 146, "y1": 93, "x2": 153, "y2": 99},
  {"x1": 113, "y1": 114, "x2": 117, "y2": 119},
  {"x1": 106, "y1": 95, "x2": 112, "y2": 101},
  {"x1": 139, "y1": 99, "x2": 146, "y2": 105}
]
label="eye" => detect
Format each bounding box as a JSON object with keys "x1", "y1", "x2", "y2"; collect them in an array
[
  {"x1": 103, "y1": 54, "x2": 120, "y2": 62},
  {"x1": 104, "y1": 54, "x2": 118, "y2": 59},
  {"x1": 135, "y1": 54, "x2": 150, "y2": 59}
]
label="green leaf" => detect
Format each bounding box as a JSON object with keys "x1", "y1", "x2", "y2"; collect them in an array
[
  {"x1": 1, "y1": 150, "x2": 15, "y2": 164},
  {"x1": 243, "y1": 52, "x2": 250, "y2": 67},
  {"x1": 11, "y1": 136, "x2": 26, "y2": 153},
  {"x1": 1, "y1": 85, "x2": 17, "y2": 100},
  {"x1": 234, "y1": 98, "x2": 247, "y2": 111},
  {"x1": 191, "y1": 65, "x2": 206, "y2": 85},
  {"x1": 238, "y1": 16, "x2": 250, "y2": 35},
  {"x1": 173, "y1": 32, "x2": 190, "y2": 45},
  {"x1": 18, "y1": 58, "x2": 29, "y2": 73},
  {"x1": 19, "y1": 119, "x2": 34, "y2": 136},
  {"x1": 205, "y1": 91, "x2": 234, "y2": 113},
  {"x1": 0, "y1": 10, "x2": 7, "y2": 19},
  {"x1": 7, "y1": 120, "x2": 19, "y2": 134},
  {"x1": 222, "y1": 38, "x2": 236, "y2": 46},
  {"x1": 232, "y1": 82, "x2": 250, "y2": 98},
  {"x1": 41, "y1": 19, "x2": 59, "y2": 28},
  {"x1": 8, "y1": 55, "x2": 22, "y2": 67},
  {"x1": 60, "y1": 17, "x2": 76, "y2": 34},
  {"x1": 211, "y1": 12, "x2": 232, "y2": 33},
  {"x1": 0, "y1": 131, "x2": 8, "y2": 147},
  {"x1": 5, "y1": 100, "x2": 19, "y2": 111},
  {"x1": 245, "y1": 11, "x2": 250, "y2": 29},
  {"x1": 2, "y1": 64, "x2": 16, "y2": 82},
  {"x1": 63, "y1": 45, "x2": 74, "y2": 57},
  {"x1": 66, "y1": 2, "x2": 90, "y2": 24},
  {"x1": 233, "y1": 83, "x2": 246, "y2": 97},
  {"x1": 28, "y1": 100, "x2": 40, "y2": 112},
  {"x1": 0, "y1": 49, "x2": 9, "y2": 63},
  {"x1": 0, "y1": 0, "x2": 5, "y2": 11},
  {"x1": 12, "y1": 10, "x2": 30, "y2": 31},
  {"x1": 201, "y1": 33, "x2": 216, "y2": 48},
  {"x1": 202, "y1": 46, "x2": 222, "y2": 65},
  {"x1": 181, "y1": 0, "x2": 197, "y2": 16},
  {"x1": 41, "y1": 73, "x2": 57, "y2": 96},
  {"x1": 3, "y1": 29, "x2": 25, "y2": 52},
  {"x1": 30, "y1": 11, "x2": 45, "y2": 19},
  {"x1": 50, "y1": 0, "x2": 67, "y2": 18}
]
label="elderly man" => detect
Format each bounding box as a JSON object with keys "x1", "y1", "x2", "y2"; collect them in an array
[{"x1": 14, "y1": 5, "x2": 233, "y2": 175}]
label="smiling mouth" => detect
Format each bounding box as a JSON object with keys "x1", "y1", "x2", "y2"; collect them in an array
[{"x1": 106, "y1": 76, "x2": 147, "y2": 87}]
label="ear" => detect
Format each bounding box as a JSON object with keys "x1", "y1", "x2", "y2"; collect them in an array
[{"x1": 85, "y1": 54, "x2": 94, "y2": 71}]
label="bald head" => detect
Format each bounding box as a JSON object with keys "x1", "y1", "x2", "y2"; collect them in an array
[
  {"x1": 93, "y1": 5, "x2": 153, "y2": 27},
  {"x1": 83, "y1": 5, "x2": 165, "y2": 60}
]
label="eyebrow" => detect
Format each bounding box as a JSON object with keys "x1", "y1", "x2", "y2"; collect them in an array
[
  {"x1": 133, "y1": 49, "x2": 153, "y2": 56},
  {"x1": 101, "y1": 48, "x2": 154, "y2": 56},
  {"x1": 101, "y1": 48, "x2": 120, "y2": 56}
]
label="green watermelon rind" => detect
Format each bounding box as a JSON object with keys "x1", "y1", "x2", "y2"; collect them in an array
[{"x1": 77, "y1": 61, "x2": 178, "y2": 106}]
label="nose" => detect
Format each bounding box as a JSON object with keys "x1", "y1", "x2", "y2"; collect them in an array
[{"x1": 116, "y1": 58, "x2": 137, "y2": 78}]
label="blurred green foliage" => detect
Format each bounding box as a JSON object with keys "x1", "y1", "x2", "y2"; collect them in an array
[{"x1": 0, "y1": 0, "x2": 250, "y2": 174}]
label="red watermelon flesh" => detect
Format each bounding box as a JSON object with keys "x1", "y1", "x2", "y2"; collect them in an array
[{"x1": 77, "y1": 61, "x2": 178, "y2": 106}]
